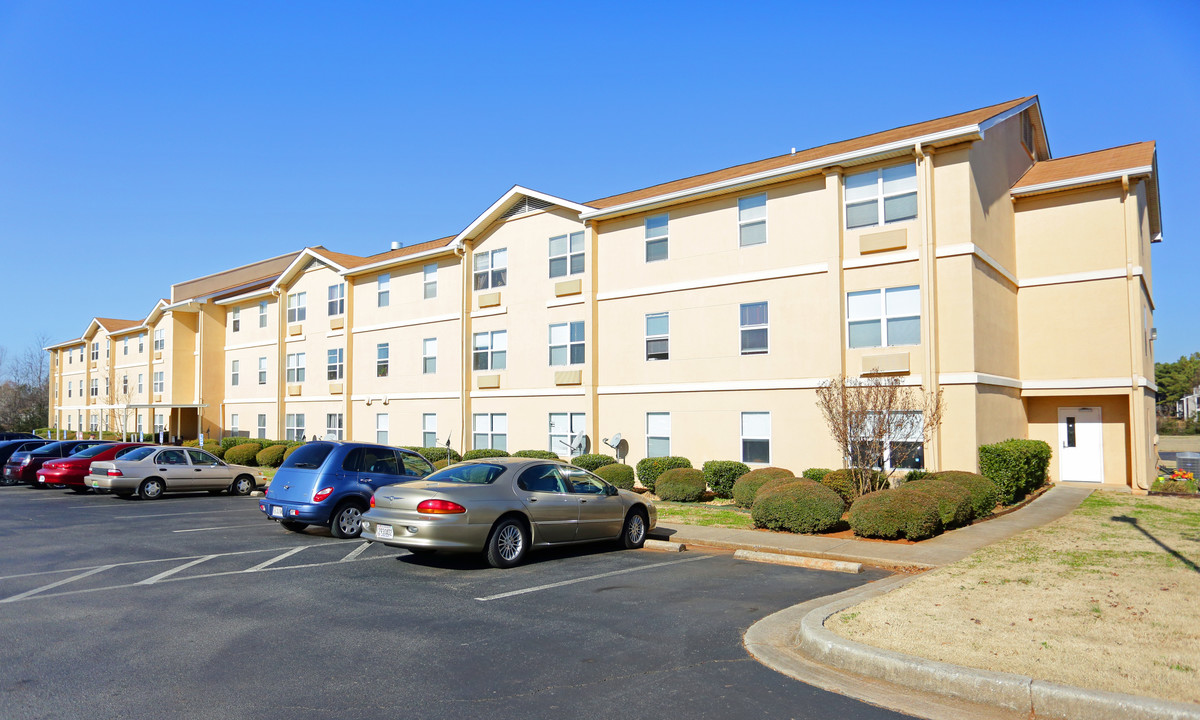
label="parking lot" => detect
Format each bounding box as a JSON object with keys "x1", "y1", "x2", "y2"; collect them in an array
[{"x1": 1, "y1": 485, "x2": 914, "y2": 720}]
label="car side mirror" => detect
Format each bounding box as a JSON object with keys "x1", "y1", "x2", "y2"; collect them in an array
[{"x1": 605, "y1": 485, "x2": 618, "y2": 497}]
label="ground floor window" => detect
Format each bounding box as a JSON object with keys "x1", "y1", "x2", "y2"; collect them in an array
[
  {"x1": 850, "y1": 410, "x2": 925, "y2": 470},
  {"x1": 229, "y1": 414, "x2": 239, "y2": 435},
  {"x1": 136, "y1": 414, "x2": 144, "y2": 435},
  {"x1": 257, "y1": 414, "x2": 267, "y2": 439},
  {"x1": 741, "y1": 412, "x2": 771, "y2": 464},
  {"x1": 473, "y1": 413, "x2": 507, "y2": 451},
  {"x1": 549, "y1": 412, "x2": 586, "y2": 457},
  {"x1": 422, "y1": 413, "x2": 437, "y2": 447},
  {"x1": 376, "y1": 413, "x2": 388, "y2": 445},
  {"x1": 285, "y1": 413, "x2": 305, "y2": 442},
  {"x1": 326, "y1": 413, "x2": 343, "y2": 441},
  {"x1": 646, "y1": 412, "x2": 670, "y2": 457},
  {"x1": 154, "y1": 414, "x2": 165, "y2": 434}
]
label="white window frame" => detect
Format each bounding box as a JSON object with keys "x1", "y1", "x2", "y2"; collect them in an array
[
  {"x1": 549, "y1": 231, "x2": 585, "y2": 278},
  {"x1": 646, "y1": 412, "x2": 670, "y2": 457},
  {"x1": 376, "y1": 413, "x2": 389, "y2": 445},
  {"x1": 121, "y1": 375, "x2": 128, "y2": 394},
  {"x1": 137, "y1": 373, "x2": 144, "y2": 393},
  {"x1": 472, "y1": 413, "x2": 507, "y2": 451},
  {"x1": 285, "y1": 413, "x2": 306, "y2": 442},
  {"x1": 258, "y1": 356, "x2": 267, "y2": 385},
  {"x1": 327, "y1": 348, "x2": 344, "y2": 381},
  {"x1": 548, "y1": 321, "x2": 584, "y2": 366},
  {"x1": 91, "y1": 342, "x2": 99, "y2": 361},
  {"x1": 231, "y1": 360, "x2": 240, "y2": 387},
  {"x1": 90, "y1": 379, "x2": 98, "y2": 397},
  {"x1": 422, "y1": 413, "x2": 437, "y2": 447},
  {"x1": 377, "y1": 274, "x2": 390, "y2": 307},
  {"x1": 287, "y1": 292, "x2": 307, "y2": 323},
  {"x1": 738, "y1": 193, "x2": 767, "y2": 247},
  {"x1": 286, "y1": 353, "x2": 306, "y2": 383},
  {"x1": 326, "y1": 413, "x2": 344, "y2": 441},
  {"x1": 258, "y1": 300, "x2": 268, "y2": 328},
  {"x1": 846, "y1": 285, "x2": 921, "y2": 349},
  {"x1": 645, "y1": 312, "x2": 669, "y2": 361},
  {"x1": 644, "y1": 213, "x2": 668, "y2": 262},
  {"x1": 123, "y1": 337, "x2": 129, "y2": 356},
  {"x1": 549, "y1": 412, "x2": 586, "y2": 458},
  {"x1": 154, "y1": 329, "x2": 164, "y2": 351},
  {"x1": 422, "y1": 338, "x2": 437, "y2": 374},
  {"x1": 376, "y1": 343, "x2": 389, "y2": 377},
  {"x1": 136, "y1": 414, "x2": 143, "y2": 435},
  {"x1": 256, "y1": 414, "x2": 267, "y2": 439},
  {"x1": 844, "y1": 163, "x2": 918, "y2": 230},
  {"x1": 851, "y1": 410, "x2": 926, "y2": 471},
  {"x1": 740, "y1": 302, "x2": 769, "y2": 355},
  {"x1": 231, "y1": 307, "x2": 241, "y2": 333},
  {"x1": 328, "y1": 283, "x2": 345, "y2": 316},
  {"x1": 473, "y1": 248, "x2": 507, "y2": 291},
  {"x1": 153, "y1": 372, "x2": 163, "y2": 393},
  {"x1": 473, "y1": 331, "x2": 507, "y2": 371},
  {"x1": 154, "y1": 413, "x2": 165, "y2": 434},
  {"x1": 230, "y1": 413, "x2": 240, "y2": 435},
  {"x1": 423, "y1": 263, "x2": 437, "y2": 299},
  {"x1": 741, "y1": 412, "x2": 771, "y2": 464}
]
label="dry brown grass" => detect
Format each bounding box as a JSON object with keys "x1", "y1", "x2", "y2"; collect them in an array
[{"x1": 830, "y1": 492, "x2": 1200, "y2": 704}]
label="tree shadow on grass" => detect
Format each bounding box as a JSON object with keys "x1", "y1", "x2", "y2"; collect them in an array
[{"x1": 1113, "y1": 515, "x2": 1200, "y2": 574}]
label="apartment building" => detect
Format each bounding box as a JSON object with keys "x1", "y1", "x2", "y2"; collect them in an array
[{"x1": 46, "y1": 95, "x2": 1162, "y2": 492}]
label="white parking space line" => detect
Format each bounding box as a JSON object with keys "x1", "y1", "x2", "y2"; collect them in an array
[
  {"x1": 0, "y1": 546, "x2": 319, "y2": 581},
  {"x1": 173, "y1": 524, "x2": 266, "y2": 533},
  {"x1": 138, "y1": 556, "x2": 217, "y2": 584},
  {"x1": 339, "y1": 542, "x2": 371, "y2": 562},
  {"x1": 474, "y1": 555, "x2": 714, "y2": 602},
  {"x1": 1, "y1": 565, "x2": 114, "y2": 603},
  {"x1": 243, "y1": 547, "x2": 307, "y2": 572}
]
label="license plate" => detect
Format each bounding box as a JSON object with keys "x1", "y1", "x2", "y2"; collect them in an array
[
  {"x1": 375, "y1": 524, "x2": 394, "y2": 539},
  {"x1": 271, "y1": 506, "x2": 283, "y2": 518},
  {"x1": 91, "y1": 480, "x2": 99, "y2": 488}
]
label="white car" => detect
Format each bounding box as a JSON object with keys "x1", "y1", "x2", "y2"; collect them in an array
[{"x1": 87, "y1": 445, "x2": 263, "y2": 500}]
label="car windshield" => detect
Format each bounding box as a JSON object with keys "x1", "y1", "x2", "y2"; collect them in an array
[
  {"x1": 120, "y1": 447, "x2": 157, "y2": 461},
  {"x1": 72, "y1": 444, "x2": 114, "y2": 459},
  {"x1": 425, "y1": 463, "x2": 506, "y2": 485},
  {"x1": 280, "y1": 443, "x2": 334, "y2": 470},
  {"x1": 31, "y1": 442, "x2": 67, "y2": 456}
]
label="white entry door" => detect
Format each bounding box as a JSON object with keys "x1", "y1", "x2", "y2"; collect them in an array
[{"x1": 1057, "y1": 407, "x2": 1104, "y2": 483}]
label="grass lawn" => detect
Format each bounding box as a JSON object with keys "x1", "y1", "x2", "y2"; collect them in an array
[
  {"x1": 829, "y1": 491, "x2": 1200, "y2": 704},
  {"x1": 654, "y1": 501, "x2": 754, "y2": 529}
]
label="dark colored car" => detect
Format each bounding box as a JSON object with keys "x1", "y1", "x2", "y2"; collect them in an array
[
  {"x1": 4, "y1": 440, "x2": 110, "y2": 487},
  {"x1": 36, "y1": 442, "x2": 151, "y2": 493},
  {"x1": 259, "y1": 442, "x2": 435, "y2": 538},
  {"x1": 0, "y1": 432, "x2": 41, "y2": 441},
  {"x1": 0, "y1": 440, "x2": 55, "y2": 485}
]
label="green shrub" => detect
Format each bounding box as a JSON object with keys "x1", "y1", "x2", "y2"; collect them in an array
[
  {"x1": 901, "y1": 479, "x2": 972, "y2": 528},
  {"x1": 221, "y1": 437, "x2": 252, "y2": 452},
  {"x1": 978, "y1": 439, "x2": 1052, "y2": 505},
  {"x1": 732, "y1": 467, "x2": 794, "y2": 508},
  {"x1": 432, "y1": 458, "x2": 449, "y2": 470},
  {"x1": 202, "y1": 442, "x2": 225, "y2": 459},
  {"x1": 1151, "y1": 478, "x2": 1199, "y2": 494},
  {"x1": 751, "y1": 480, "x2": 845, "y2": 534},
  {"x1": 225, "y1": 443, "x2": 261, "y2": 467},
  {"x1": 635, "y1": 456, "x2": 692, "y2": 492},
  {"x1": 703, "y1": 460, "x2": 750, "y2": 499},
  {"x1": 901, "y1": 469, "x2": 930, "y2": 483},
  {"x1": 930, "y1": 471, "x2": 998, "y2": 519},
  {"x1": 655, "y1": 468, "x2": 707, "y2": 502},
  {"x1": 462, "y1": 448, "x2": 510, "y2": 461},
  {"x1": 573, "y1": 453, "x2": 617, "y2": 472},
  {"x1": 256, "y1": 444, "x2": 288, "y2": 468},
  {"x1": 594, "y1": 463, "x2": 635, "y2": 490},
  {"x1": 849, "y1": 490, "x2": 941, "y2": 540},
  {"x1": 513, "y1": 450, "x2": 560, "y2": 460},
  {"x1": 756, "y1": 476, "x2": 806, "y2": 499},
  {"x1": 404, "y1": 446, "x2": 462, "y2": 464},
  {"x1": 819, "y1": 468, "x2": 886, "y2": 504},
  {"x1": 182, "y1": 439, "x2": 201, "y2": 448},
  {"x1": 802, "y1": 467, "x2": 834, "y2": 481}
]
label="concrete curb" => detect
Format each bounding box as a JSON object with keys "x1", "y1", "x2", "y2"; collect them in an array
[
  {"x1": 642, "y1": 539, "x2": 685, "y2": 552},
  {"x1": 774, "y1": 576, "x2": 1200, "y2": 720},
  {"x1": 734, "y1": 549, "x2": 862, "y2": 574},
  {"x1": 646, "y1": 530, "x2": 936, "y2": 572}
]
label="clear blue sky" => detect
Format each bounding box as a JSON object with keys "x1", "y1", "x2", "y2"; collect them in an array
[{"x1": 1, "y1": 1, "x2": 1197, "y2": 364}]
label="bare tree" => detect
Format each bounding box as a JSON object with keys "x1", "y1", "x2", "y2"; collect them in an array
[
  {"x1": 0, "y1": 337, "x2": 49, "y2": 433},
  {"x1": 816, "y1": 374, "x2": 945, "y2": 497}
]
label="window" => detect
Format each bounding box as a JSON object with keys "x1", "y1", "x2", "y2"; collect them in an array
[
  {"x1": 123, "y1": 338, "x2": 129, "y2": 356},
  {"x1": 377, "y1": 274, "x2": 390, "y2": 307},
  {"x1": 740, "y1": 302, "x2": 769, "y2": 355},
  {"x1": 258, "y1": 357, "x2": 267, "y2": 385},
  {"x1": 738, "y1": 193, "x2": 767, "y2": 247},
  {"x1": 285, "y1": 413, "x2": 306, "y2": 442},
  {"x1": 90, "y1": 379, "x2": 98, "y2": 397},
  {"x1": 78, "y1": 380, "x2": 83, "y2": 397},
  {"x1": 847, "y1": 286, "x2": 921, "y2": 348},
  {"x1": 645, "y1": 213, "x2": 668, "y2": 262},
  {"x1": 231, "y1": 307, "x2": 241, "y2": 333},
  {"x1": 137, "y1": 414, "x2": 144, "y2": 434},
  {"x1": 422, "y1": 413, "x2": 437, "y2": 447},
  {"x1": 230, "y1": 414, "x2": 240, "y2": 435},
  {"x1": 327, "y1": 348, "x2": 344, "y2": 381},
  {"x1": 326, "y1": 413, "x2": 344, "y2": 441},
  {"x1": 376, "y1": 343, "x2": 389, "y2": 377},
  {"x1": 231, "y1": 360, "x2": 240, "y2": 386},
  {"x1": 138, "y1": 334, "x2": 144, "y2": 353},
  {"x1": 548, "y1": 322, "x2": 584, "y2": 366},
  {"x1": 137, "y1": 374, "x2": 143, "y2": 393},
  {"x1": 851, "y1": 411, "x2": 925, "y2": 470},
  {"x1": 549, "y1": 412, "x2": 586, "y2": 458},
  {"x1": 68, "y1": 351, "x2": 72, "y2": 365},
  {"x1": 67, "y1": 415, "x2": 72, "y2": 430},
  {"x1": 106, "y1": 341, "x2": 110, "y2": 358},
  {"x1": 328, "y1": 283, "x2": 345, "y2": 316},
  {"x1": 153, "y1": 372, "x2": 163, "y2": 393},
  {"x1": 286, "y1": 353, "x2": 306, "y2": 383},
  {"x1": 549, "y1": 231, "x2": 585, "y2": 278},
  {"x1": 104, "y1": 378, "x2": 109, "y2": 397},
  {"x1": 68, "y1": 383, "x2": 72, "y2": 398},
  {"x1": 473, "y1": 248, "x2": 507, "y2": 290},
  {"x1": 845, "y1": 163, "x2": 917, "y2": 229},
  {"x1": 423, "y1": 263, "x2": 437, "y2": 299},
  {"x1": 256, "y1": 414, "x2": 267, "y2": 439},
  {"x1": 1021, "y1": 110, "x2": 1035, "y2": 155},
  {"x1": 78, "y1": 347, "x2": 84, "y2": 362},
  {"x1": 473, "y1": 331, "x2": 507, "y2": 370},
  {"x1": 472, "y1": 413, "x2": 507, "y2": 451},
  {"x1": 646, "y1": 312, "x2": 669, "y2": 361},
  {"x1": 89, "y1": 414, "x2": 98, "y2": 432},
  {"x1": 154, "y1": 413, "x2": 164, "y2": 434},
  {"x1": 154, "y1": 329, "x2": 164, "y2": 351},
  {"x1": 258, "y1": 300, "x2": 268, "y2": 328},
  {"x1": 422, "y1": 338, "x2": 437, "y2": 374},
  {"x1": 91, "y1": 342, "x2": 99, "y2": 361},
  {"x1": 741, "y1": 412, "x2": 771, "y2": 464},
  {"x1": 287, "y1": 292, "x2": 306, "y2": 323},
  {"x1": 375, "y1": 413, "x2": 389, "y2": 444},
  {"x1": 646, "y1": 413, "x2": 670, "y2": 457},
  {"x1": 121, "y1": 375, "x2": 128, "y2": 394}
]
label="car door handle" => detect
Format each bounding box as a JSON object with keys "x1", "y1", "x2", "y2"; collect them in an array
[
  {"x1": 359, "y1": 477, "x2": 372, "y2": 483},
  {"x1": 528, "y1": 497, "x2": 538, "y2": 502},
  {"x1": 579, "y1": 499, "x2": 588, "y2": 504}
]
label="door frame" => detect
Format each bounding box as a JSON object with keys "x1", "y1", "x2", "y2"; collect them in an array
[{"x1": 1057, "y1": 406, "x2": 1104, "y2": 483}]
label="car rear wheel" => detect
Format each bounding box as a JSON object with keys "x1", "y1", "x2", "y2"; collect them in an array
[
  {"x1": 486, "y1": 518, "x2": 528, "y2": 569},
  {"x1": 138, "y1": 478, "x2": 165, "y2": 500},
  {"x1": 280, "y1": 520, "x2": 308, "y2": 533},
  {"x1": 230, "y1": 475, "x2": 255, "y2": 496},
  {"x1": 621, "y1": 508, "x2": 648, "y2": 549},
  {"x1": 329, "y1": 503, "x2": 364, "y2": 539}
]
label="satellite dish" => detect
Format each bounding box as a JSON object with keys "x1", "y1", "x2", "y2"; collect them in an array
[
  {"x1": 569, "y1": 432, "x2": 587, "y2": 454},
  {"x1": 323, "y1": 433, "x2": 338, "y2": 442},
  {"x1": 603, "y1": 433, "x2": 622, "y2": 449}
]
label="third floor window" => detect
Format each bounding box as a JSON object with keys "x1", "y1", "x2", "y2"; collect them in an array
[
  {"x1": 549, "y1": 231, "x2": 584, "y2": 278},
  {"x1": 474, "y1": 249, "x2": 507, "y2": 290},
  {"x1": 845, "y1": 163, "x2": 917, "y2": 230},
  {"x1": 328, "y1": 283, "x2": 345, "y2": 316},
  {"x1": 287, "y1": 292, "x2": 307, "y2": 323}
]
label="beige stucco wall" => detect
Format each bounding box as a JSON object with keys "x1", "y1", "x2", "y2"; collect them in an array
[{"x1": 1026, "y1": 393, "x2": 1131, "y2": 487}]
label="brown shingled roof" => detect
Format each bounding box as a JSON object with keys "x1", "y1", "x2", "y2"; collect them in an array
[
  {"x1": 587, "y1": 97, "x2": 1034, "y2": 210},
  {"x1": 1013, "y1": 141, "x2": 1156, "y2": 190},
  {"x1": 339, "y1": 236, "x2": 457, "y2": 269},
  {"x1": 94, "y1": 318, "x2": 141, "y2": 333}
]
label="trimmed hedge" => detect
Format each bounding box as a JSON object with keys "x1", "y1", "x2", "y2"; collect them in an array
[
  {"x1": 703, "y1": 460, "x2": 750, "y2": 499},
  {"x1": 462, "y1": 448, "x2": 510, "y2": 461},
  {"x1": 756, "y1": 476, "x2": 806, "y2": 499},
  {"x1": 849, "y1": 490, "x2": 940, "y2": 540},
  {"x1": 403, "y1": 446, "x2": 463, "y2": 464},
  {"x1": 513, "y1": 450, "x2": 560, "y2": 460},
  {"x1": 594, "y1": 463, "x2": 635, "y2": 490},
  {"x1": 901, "y1": 469, "x2": 930, "y2": 483},
  {"x1": 732, "y1": 467, "x2": 794, "y2": 508},
  {"x1": 256, "y1": 444, "x2": 288, "y2": 468},
  {"x1": 802, "y1": 467, "x2": 834, "y2": 481},
  {"x1": 202, "y1": 442, "x2": 225, "y2": 459},
  {"x1": 432, "y1": 459, "x2": 449, "y2": 470},
  {"x1": 902, "y1": 478, "x2": 972, "y2": 528},
  {"x1": 751, "y1": 480, "x2": 845, "y2": 534},
  {"x1": 656, "y1": 468, "x2": 707, "y2": 502},
  {"x1": 225, "y1": 443, "x2": 261, "y2": 467},
  {"x1": 183, "y1": 439, "x2": 201, "y2": 448},
  {"x1": 930, "y1": 471, "x2": 998, "y2": 519},
  {"x1": 819, "y1": 468, "x2": 886, "y2": 504},
  {"x1": 573, "y1": 454, "x2": 617, "y2": 472},
  {"x1": 636, "y1": 456, "x2": 692, "y2": 492},
  {"x1": 978, "y1": 439, "x2": 1052, "y2": 505}
]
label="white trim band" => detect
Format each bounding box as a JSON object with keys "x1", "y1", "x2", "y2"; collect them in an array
[
  {"x1": 596, "y1": 263, "x2": 828, "y2": 302},
  {"x1": 351, "y1": 313, "x2": 459, "y2": 335}
]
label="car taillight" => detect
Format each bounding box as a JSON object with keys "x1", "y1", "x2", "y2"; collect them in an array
[
  {"x1": 370, "y1": 495, "x2": 375, "y2": 508},
  {"x1": 313, "y1": 487, "x2": 334, "y2": 503},
  {"x1": 21, "y1": 457, "x2": 32, "y2": 466},
  {"x1": 107, "y1": 469, "x2": 123, "y2": 477},
  {"x1": 417, "y1": 499, "x2": 466, "y2": 514}
]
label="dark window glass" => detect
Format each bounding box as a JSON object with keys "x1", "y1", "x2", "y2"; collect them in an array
[
  {"x1": 517, "y1": 465, "x2": 567, "y2": 493},
  {"x1": 280, "y1": 443, "x2": 335, "y2": 470},
  {"x1": 427, "y1": 463, "x2": 506, "y2": 485}
]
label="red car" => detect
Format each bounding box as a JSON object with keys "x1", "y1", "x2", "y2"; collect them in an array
[{"x1": 36, "y1": 443, "x2": 151, "y2": 493}]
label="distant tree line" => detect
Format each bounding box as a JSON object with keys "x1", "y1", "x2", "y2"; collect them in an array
[
  {"x1": 0, "y1": 337, "x2": 49, "y2": 433},
  {"x1": 1156, "y1": 352, "x2": 1200, "y2": 411}
]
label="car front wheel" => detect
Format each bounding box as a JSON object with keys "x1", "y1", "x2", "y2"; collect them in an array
[
  {"x1": 329, "y1": 503, "x2": 364, "y2": 539},
  {"x1": 621, "y1": 508, "x2": 648, "y2": 549},
  {"x1": 486, "y1": 518, "x2": 528, "y2": 569},
  {"x1": 230, "y1": 475, "x2": 255, "y2": 496},
  {"x1": 138, "y1": 478, "x2": 165, "y2": 501}
]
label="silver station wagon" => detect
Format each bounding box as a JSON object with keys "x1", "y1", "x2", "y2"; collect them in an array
[
  {"x1": 360, "y1": 457, "x2": 656, "y2": 568},
  {"x1": 87, "y1": 445, "x2": 264, "y2": 500}
]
